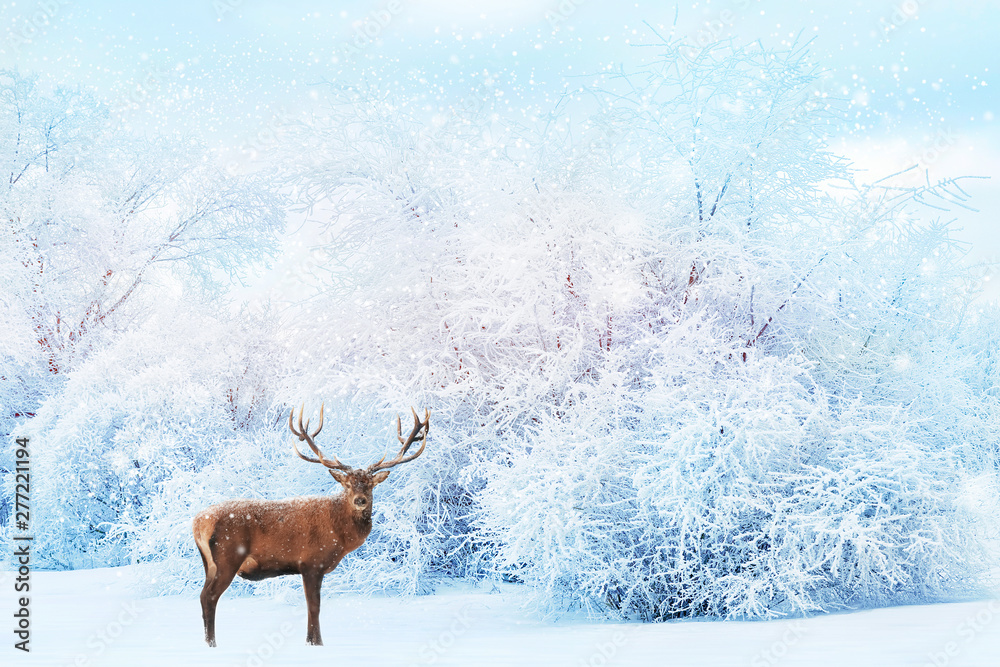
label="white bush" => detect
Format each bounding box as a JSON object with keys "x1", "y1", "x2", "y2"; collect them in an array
[
  {"x1": 3, "y1": 39, "x2": 996, "y2": 621},
  {"x1": 274, "y1": 39, "x2": 999, "y2": 617}
]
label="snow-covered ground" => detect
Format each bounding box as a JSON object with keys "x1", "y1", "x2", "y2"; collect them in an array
[{"x1": 3, "y1": 567, "x2": 999, "y2": 666}]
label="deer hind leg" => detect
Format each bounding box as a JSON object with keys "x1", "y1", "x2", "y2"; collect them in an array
[
  {"x1": 198, "y1": 538, "x2": 244, "y2": 647},
  {"x1": 302, "y1": 570, "x2": 324, "y2": 646}
]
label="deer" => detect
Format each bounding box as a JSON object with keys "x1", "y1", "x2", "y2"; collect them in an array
[{"x1": 192, "y1": 404, "x2": 429, "y2": 647}]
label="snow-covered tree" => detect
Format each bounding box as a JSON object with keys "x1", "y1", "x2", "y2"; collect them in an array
[
  {"x1": 19, "y1": 300, "x2": 289, "y2": 571},
  {"x1": 272, "y1": 39, "x2": 999, "y2": 616},
  {"x1": 4, "y1": 34, "x2": 996, "y2": 623},
  {"x1": 0, "y1": 70, "x2": 285, "y2": 559},
  {"x1": 0, "y1": 70, "x2": 284, "y2": 435}
]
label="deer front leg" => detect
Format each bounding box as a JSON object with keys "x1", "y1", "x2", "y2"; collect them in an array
[{"x1": 302, "y1": 570, "x2": 324, "y2": 646}]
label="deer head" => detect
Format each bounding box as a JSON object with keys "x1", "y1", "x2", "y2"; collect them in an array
[{"x1": 288, "y1": 404, "x2": 430, "y2": 514}]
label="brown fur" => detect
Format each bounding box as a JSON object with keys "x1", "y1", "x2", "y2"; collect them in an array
[{"x1": 193, "y1": 407, "x2": 427, "y2": 647}]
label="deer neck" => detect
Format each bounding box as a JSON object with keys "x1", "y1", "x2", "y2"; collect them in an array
[
  {"x1": 331, "y1": 494, "x2": 372, "y2": 543},
  {"x1": 353, "y1": 506, "x2": 373, "y2": 536}
]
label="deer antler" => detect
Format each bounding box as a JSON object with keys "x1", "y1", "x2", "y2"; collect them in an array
[
  {"x1": 289, "y1": 403, "x2": 351, "y2": 471},
  {"x1": 367, "y1": 408, "x2": 429, "y2": 473}
]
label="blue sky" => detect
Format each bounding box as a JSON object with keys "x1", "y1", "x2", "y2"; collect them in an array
[{"x1": 2, "y1": 0, "x2": 997, "y2": 298}]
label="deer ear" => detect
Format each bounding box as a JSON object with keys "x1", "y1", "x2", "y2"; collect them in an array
[
  {"x1": 371, "y1": 470, "x2": 390, "y2": 486},
  {"x1": 329, "y1": 469, "x2": 349, "y2": 486}
]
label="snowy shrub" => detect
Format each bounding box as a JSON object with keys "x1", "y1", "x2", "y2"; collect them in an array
[
  {"x1": 3, "y1": 36, "x2": 997, "y2": 622},
  {"x1": 477, "y1": 313, "x2": 992, "y2": 620},
  {"x1": 15, "y1": 302, "x2": 288, "y2": 572},
  {"x1": 275, "y1": 39, "x2": 999, "y2": 617},
  {"x1": 0, "y1": 70, "x2": 284, "y2": 556},
  {"x1": 0, "y1": 70, "x2": 283, "y2": 432}
]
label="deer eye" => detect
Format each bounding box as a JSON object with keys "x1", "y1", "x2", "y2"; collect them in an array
[{"x1": 354, "y1": 497, "x2": 367, "y2": 507}]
